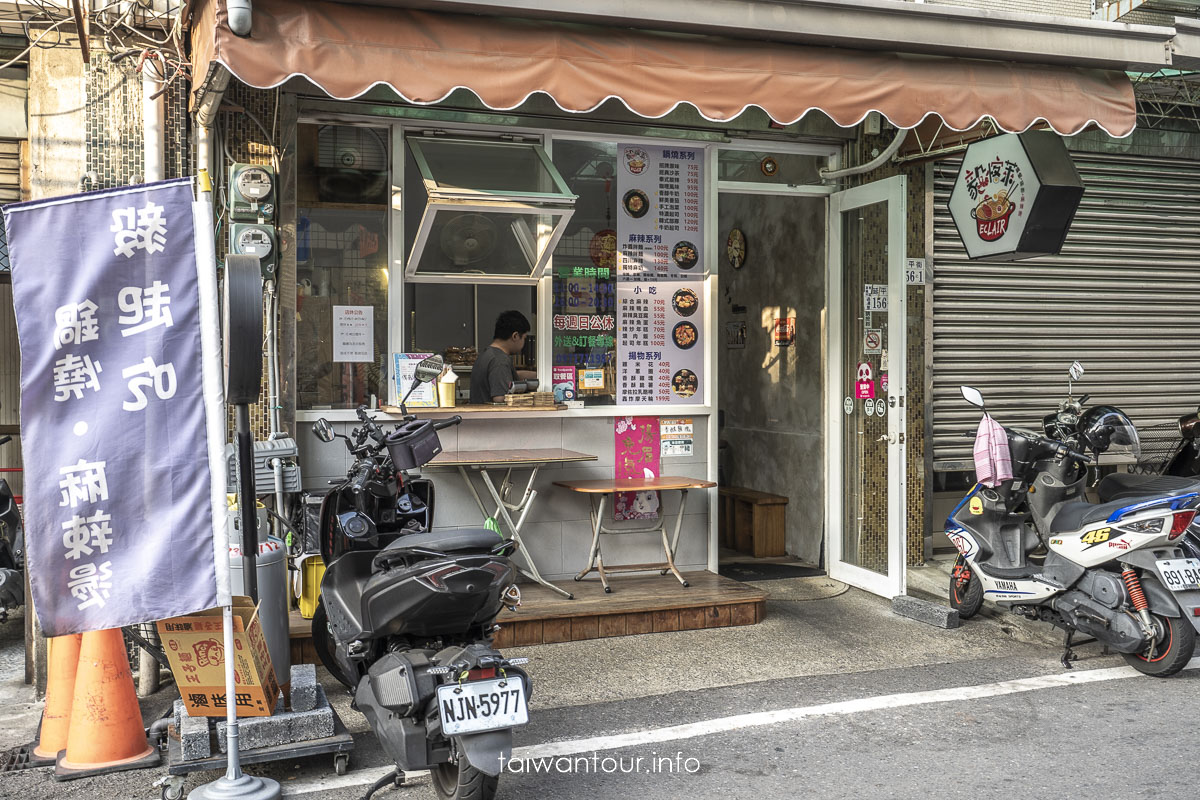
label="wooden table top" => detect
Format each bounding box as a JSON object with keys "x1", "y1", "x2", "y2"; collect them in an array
[
  {"x1": 553, "y1": 476, "x2": 717, "y2": 493},
  {"x1": 429, "y1": 448, "x2": 598, "y2": 467},
  {"x1": 382, "y1": 404, "x2": 566, "y2": 415}
]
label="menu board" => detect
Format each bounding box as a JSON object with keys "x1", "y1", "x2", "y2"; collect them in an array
[
  {"x1": 616, "y1": 145, "x2": 704, "y2": 280},
  {"x1": 617, "y1": 281, "x2": 703, "y2": 404},
  {"x1": 616, "y1": 143, "x2": 705, "y2": 405}
]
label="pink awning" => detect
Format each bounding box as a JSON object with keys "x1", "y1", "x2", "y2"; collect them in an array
[{"x1": 189, "y1": 0, "x2": 1136, "y2": 137}]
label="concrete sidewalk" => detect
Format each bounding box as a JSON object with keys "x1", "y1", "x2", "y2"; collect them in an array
[{"x1": 0, "y1": 574, "x2": 1071, "y2": 798}]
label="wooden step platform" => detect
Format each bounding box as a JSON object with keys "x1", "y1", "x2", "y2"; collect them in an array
[
  {"x1": 288, "y1": 571, "x2": 766, "y2": 663},
  {"x1": 494, "y1": 571, "x2": 767, "y2": 648}
]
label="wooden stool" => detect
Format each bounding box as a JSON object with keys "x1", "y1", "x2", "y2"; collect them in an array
[{"x1": 719, "y1": 487, "x2": 788, "y2": 557}]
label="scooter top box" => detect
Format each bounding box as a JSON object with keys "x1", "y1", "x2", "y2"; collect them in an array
[{"x1": 157, "y1": 596, "x2": 280, "y2": 718}]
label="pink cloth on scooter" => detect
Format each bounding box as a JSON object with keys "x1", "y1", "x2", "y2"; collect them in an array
[{"x1": 974, "y1": 414, "x2": 1013, "y2": 488}]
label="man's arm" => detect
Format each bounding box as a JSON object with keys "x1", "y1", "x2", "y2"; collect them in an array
[{"x1": 488, "y1": 358, "x2": 514, "y2": 402}]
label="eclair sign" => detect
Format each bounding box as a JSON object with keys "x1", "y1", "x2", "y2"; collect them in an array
[{"x1": 948, "y1": 131, "x2": 1084, "y2": 262}]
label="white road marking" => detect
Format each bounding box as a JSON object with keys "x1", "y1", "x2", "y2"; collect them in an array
[{"x1": 280, "y1": 656, "x2": 1200, "y2": 795}]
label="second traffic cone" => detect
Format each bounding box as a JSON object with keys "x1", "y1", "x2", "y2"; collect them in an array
[
  {"x1": 54, "y1": 628, "x2": 159, "y2": 781},
  {"x1": 28, "y1": 633, "x2": 83, "y2": 766}
]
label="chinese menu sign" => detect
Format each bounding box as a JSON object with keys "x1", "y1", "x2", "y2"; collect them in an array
[
  {"x1": 3, "y1": 179, "x2": 227, "y2": 636},
  {"x1": 616, "y1": 143, "x2": 705, "y2": 405},
  {"x1": 617, "y1": 281, "x2": 704, "y2": 404},
  {"x1": 616, "y1": 144, "x2": 703, "y2": 279}
]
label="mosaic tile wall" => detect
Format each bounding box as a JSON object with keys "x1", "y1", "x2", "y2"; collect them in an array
[{"x1": 844, "y1": 132, "x2": 928, "y2": 569}]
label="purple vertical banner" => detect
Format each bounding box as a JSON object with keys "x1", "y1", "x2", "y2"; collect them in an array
[{"x1": 2, "y1": 179, "x2": 230, "y2": 636}]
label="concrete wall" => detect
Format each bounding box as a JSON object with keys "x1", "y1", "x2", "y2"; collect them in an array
[
  {"x1": 298, "y1": 413, "x2": 713, "y2": 581},
  {"x1": 716, "y1": 194, "x2": 826, "y2": 564}
]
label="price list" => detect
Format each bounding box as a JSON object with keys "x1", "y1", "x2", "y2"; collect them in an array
[
  {"x1": 616, "y1": 281, "x2": 704, "y2": 405},
  {"x1": 616, "y1": 145, "x2": 705, "y2": 280}
]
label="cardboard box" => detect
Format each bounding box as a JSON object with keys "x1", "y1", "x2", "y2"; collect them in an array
[{"x1": 157, "y1": 596, "x2": 280, "y2": 718}]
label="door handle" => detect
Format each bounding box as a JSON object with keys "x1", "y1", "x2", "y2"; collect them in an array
[{"x1": 877, "y1": 433, "x2": 896, "y2": 444}]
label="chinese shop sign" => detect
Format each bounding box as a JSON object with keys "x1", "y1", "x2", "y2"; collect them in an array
[
  {"x1": 948, "y1": 131, "x2": 1084, "y2": 261},
  {"x1": 3, "y1": 179, "x2": 228, "y2": 635}
]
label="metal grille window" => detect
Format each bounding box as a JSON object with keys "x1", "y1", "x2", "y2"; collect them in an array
[{"x1": 931, "y1": 151, "x2": 1200, "y2": 470}]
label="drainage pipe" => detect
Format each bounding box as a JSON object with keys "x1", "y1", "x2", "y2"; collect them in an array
[{"x1": 820, "y1": 128, "x2": 908, "y2": 182}]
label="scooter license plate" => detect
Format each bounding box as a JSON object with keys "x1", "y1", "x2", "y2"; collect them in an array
[
  {"x1": 1155, "y1": 558, "x2": 1200, "y2": 592},
  {"x1": 437, "y1": 677, "x2": 529, "y2": 735}
]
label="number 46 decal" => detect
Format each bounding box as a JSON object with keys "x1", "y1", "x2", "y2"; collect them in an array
[{"x1": 1081, "y1": 527, "x2": 1111, "y2": 545}]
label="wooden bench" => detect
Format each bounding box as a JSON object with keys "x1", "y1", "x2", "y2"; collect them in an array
[{"x1": 719, "y1": 487, "x2": 788, "y2": 557}]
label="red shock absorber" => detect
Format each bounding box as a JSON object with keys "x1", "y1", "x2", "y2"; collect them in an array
[{"x1": 1123, "y1": 568, "x2": 1149, "y2": 611}]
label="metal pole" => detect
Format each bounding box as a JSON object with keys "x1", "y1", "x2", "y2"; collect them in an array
[
  {"x1": 236, "y1": 404, "x2": 258, "y2": 604},
  {"x1": 186, "y1": 604, "x2": 281, "y2": 800}
]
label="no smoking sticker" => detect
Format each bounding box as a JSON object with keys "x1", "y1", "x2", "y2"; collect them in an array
[{"x1": 864, "y1": 329, "x2": 882, "y2": 355}]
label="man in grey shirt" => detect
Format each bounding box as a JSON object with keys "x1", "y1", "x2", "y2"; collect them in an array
[{"x1": 470, "y1": 310, "x2": 536, "y2": 404}]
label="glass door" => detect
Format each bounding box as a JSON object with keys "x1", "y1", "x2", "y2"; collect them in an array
[{"x1": 826, "y1": 175, "x2": 907, "y2": 597}]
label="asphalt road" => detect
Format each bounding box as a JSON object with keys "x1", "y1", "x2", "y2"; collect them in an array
[{"x1": 4, "y1": 586, "x2": 1199, "y2": 800}]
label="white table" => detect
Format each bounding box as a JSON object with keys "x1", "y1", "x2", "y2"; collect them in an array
[{"x1": 427, "y1": 448, "x2": 598, "y2": 599}]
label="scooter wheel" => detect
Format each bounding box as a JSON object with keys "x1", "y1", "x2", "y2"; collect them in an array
[
  {"x1": 1123, "y1": 611, "x2": 1196, "y2": 677},
  {"x1": 949, "y1": 556, "x2": 983, "y2": 619}
]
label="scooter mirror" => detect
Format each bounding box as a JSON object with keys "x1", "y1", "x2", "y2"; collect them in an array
[
  {"x1": 960, "y1": 385, "x2": 985, "y2": 409},
  {"x1": 413, "y1": 355, "x2": 445, "y2": 384},
  {"x1": 1069, "y1": 361, "x2": 1085, "y2": 381},
  {"x1": 313, "y1": 418, "x2": 336, "y2": 443}
]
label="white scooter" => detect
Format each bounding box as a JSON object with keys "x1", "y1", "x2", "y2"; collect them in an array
[{"x1": 948, "y1": 386, "x2": 1200, "y2": 676}]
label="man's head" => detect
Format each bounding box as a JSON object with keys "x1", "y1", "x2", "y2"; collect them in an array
[{"x1": 493, "y1": 310, "x2": 531, "y2": 355}]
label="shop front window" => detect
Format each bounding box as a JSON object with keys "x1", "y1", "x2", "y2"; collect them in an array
[
  {"x1": 718, "y1": 149, "x2": 828, "y2": 186},
  {"x1": 295, "y1": 122, "x2": 390, "y2": 410},
  {"x1": 401, "y1": 139, "x2": 539, "y2": 394},
  {"x1": 549, "y1": 140, "x2": 619, "y2": 405}
]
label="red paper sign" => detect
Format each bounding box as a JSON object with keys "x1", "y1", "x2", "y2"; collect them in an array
[{"x1": 614, "y1": 416, "x2": 660, "y2": 520}]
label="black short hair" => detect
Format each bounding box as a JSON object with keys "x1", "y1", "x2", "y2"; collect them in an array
[{"x1": 494, "y1": 310, "x2": 531, "y2": 341}]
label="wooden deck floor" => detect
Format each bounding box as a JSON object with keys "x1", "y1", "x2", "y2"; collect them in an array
[{"x1": 288, "y1": 571, "x2": 766, "y2": 662}]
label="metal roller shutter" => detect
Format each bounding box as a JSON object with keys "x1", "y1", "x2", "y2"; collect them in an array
[{"x1": 931, "y1": 151, "x2": 1200, "y2": 470}]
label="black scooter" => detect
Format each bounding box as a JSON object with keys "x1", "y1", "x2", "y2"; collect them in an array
[
  {"x1": 310, "y1": 356, "x2": 528, "y2": 800},
  {"x1": 0, "y1": 435, "x2": 24, "y2": 617}
]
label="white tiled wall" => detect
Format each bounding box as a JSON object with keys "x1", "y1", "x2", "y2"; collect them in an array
[{"x1": 298, "y1": 413, "x2": 713, "y2": 581}]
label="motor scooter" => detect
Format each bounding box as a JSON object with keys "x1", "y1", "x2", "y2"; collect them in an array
[
  {"x1": 310, "y1": 356, "x2": 528, "y2": 800},
  {"x1": 0, "y1": 435, "x2": 24, "y2": 616},
  {"x1": 949, "y1": 385, "x2": 1200, "y2": 676}
]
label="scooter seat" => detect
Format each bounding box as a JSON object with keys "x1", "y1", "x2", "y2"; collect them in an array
[
  {"x1": 1050, "y1": 492, "x2": 1190, "y2": 534},
  {"x1": 1096, "y1": 473, "x2": 1200, "y2": 504},
  {"x1": 373, "y1": 528, "x2": 502, "y2": 567}
]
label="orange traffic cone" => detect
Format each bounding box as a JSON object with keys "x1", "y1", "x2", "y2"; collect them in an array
[
  {"x1": 28, "y1": 633, "x2": 83, "y2": 766},
  {"x1": 54, "y1": 628, "x2": 159, "y2": 781}
]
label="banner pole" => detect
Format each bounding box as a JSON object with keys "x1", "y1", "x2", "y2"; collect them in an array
[
  {"x1": 236, "y1": 403, "x2": 259, "y2": 604},
  {"x1": 186, "y1": 604, "x2": 280, "y2": 800}
]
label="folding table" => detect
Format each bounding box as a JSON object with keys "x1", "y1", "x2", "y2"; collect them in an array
[
  {"x1": 427, "y1": 448, "x2": 597, "y2": 599},
  {"x1": 552, "y1": 476, "x2": 717, "y2": 593}
]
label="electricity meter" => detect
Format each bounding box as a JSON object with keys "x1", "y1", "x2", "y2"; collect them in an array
[
  {"x1": 230, "y1": 223, "x2": 277, "y2": 278},
  {"x1": 229, "y1": 163, "x2": 275, "y2": 222}
]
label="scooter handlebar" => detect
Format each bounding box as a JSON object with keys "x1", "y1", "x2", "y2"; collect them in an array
[
  {"x1": 433, "y1": 416, "x2": 462, "y2": 431},
  {"x1": 348, "y1": 462, "x2": 373, "y2": 497}
]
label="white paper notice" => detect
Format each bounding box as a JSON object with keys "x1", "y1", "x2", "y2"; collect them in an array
[
  {"x1": 333, "y1": 305, "x2": 373, "y2": 362},
  {"x1": 660, "y1": 418, "x2": 694, "y2": 457}
]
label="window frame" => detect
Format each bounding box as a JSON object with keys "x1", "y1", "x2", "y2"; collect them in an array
[{"x1": 294, "y1": 109, "x2": 841, "y2": 416}]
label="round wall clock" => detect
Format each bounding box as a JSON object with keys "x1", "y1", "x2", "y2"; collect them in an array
[{"x1": 726, "y1": 228, "x2": 747, "y2": 270}]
